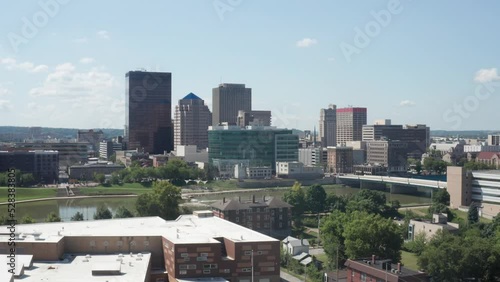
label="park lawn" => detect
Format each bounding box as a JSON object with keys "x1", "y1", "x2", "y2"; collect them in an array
[
  {"x1": 204, "y1": 180, "x2": 240, "y2": 191},
  {"x1": 452, "y1": 209, "x2": 491, "y2": 223},
  {"x1": 314, "y1": 252, "x2": 329, "y2": 264},
  {"x1": 401, "y1": 251, "x2": 419, "y2": 271},
  {"x1": 0, "y1": 187, "x2": 58, "y2": 203}
]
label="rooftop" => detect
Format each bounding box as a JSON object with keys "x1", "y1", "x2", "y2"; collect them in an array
[
  {"x1": 0, "y1": 214, "x2": 278, "y2": 244},
  {"x1": 346, "y1": 258, "x2": 428, "y2": 278},
  {"x1": 211, "y1": 196, "x2": 292, "y2": 211},
  {"x1": 182, "y1": 92, "x2": 202, "y2": 100},
  {"x1": 17, "y1": 253, "x2": 151, "y2": 282}
]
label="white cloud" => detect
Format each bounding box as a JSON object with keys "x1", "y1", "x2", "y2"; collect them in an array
[
  {"x1": 474, "y1": 68, "x2": 500, "y2": 83},
  {"x1": 73, "y1": 37, "x2": 88, "y2": 44},
  {"x1": 79, "y1": 57, "x2": 95, "y2": 64},
  {"x1": 0, "y1": 100, "x2": 12, "y2": 110},
  {"x1": 400, "y1": 100, "x2": 416, "y2": 107},
  {"x1": 97, "y1": 30, "x2": 110, "y2": 40},
  {"x1": 296, "y1": 38, "x2": 318, "y2": 48},
  {"x1": 30, "y1": 63, "x2": 116, "y2": 97},
  {"x1": 0, "y1": 57, "x2": 48, "y2": 73}
]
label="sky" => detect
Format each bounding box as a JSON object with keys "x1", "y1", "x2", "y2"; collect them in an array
[{"x1": 0, "y1": 0, "x2": 499, "y2": 131}]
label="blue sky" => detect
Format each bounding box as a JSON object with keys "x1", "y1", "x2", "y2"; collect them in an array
[{"x1": 0, "y1": 0, "x2": 499, "y2": 131}]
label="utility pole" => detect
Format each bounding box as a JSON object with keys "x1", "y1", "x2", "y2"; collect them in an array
[
  {"x1": 251, "y1": 249, "x2": 254, "y2": 282},
  {"x1": 335, "y1": 245, "x2": 339, "y2": 281}
]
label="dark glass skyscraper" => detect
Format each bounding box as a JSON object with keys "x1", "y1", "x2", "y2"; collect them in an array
[{"x1": 125, "y1": 71, "x2": 173, "y2": 154}]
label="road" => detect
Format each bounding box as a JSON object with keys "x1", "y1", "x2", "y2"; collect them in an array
[{"x1": 281, "y1": 270, "x2": 304, "y2": 282}]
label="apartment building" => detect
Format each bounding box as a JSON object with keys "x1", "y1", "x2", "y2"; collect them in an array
[
  {"x1": 327, "y1": 146, "x2": 353, "y2": 174},
  {"x1": 211, "y1": 195, "x2": 293, "y2": 239},
  {"x1": 0, "y1": 212, "x2": 281, "y2": 282},
  {"x1": 0, "y1": 150, "x2": 59, "y2": 183},
  {"x1": 345, "y1": 256, "x2": 429, "y2": 282}
]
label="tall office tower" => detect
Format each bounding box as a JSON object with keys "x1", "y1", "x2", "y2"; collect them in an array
[
  {"x1": 319, "y1": 104, "x2": 337, "y2": 147},
  {"x1": 212, "y1": 83, "x2": 252, "y2": 126},
  {"x1": 125, "y1": 71, "x2": 173, "y2": 154},
  {"x1": 336, "y1": 107, "x2": 367, "y2": 145},
  {"x1": 174, "y1": 93, "x2": 212, "y2": 150}
]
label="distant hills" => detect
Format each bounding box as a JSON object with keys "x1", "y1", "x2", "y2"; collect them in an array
[{"x1": 0, "y1": 126, "x2": 123, "y2": 142}]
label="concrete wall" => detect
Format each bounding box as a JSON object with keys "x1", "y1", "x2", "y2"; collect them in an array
[{"x1": 447, "y1": 166, "x2": 471, "y2": 208}]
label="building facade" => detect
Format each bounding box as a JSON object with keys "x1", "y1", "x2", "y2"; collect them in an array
[
  {"x1": 0, "y1": 150, "x2": 59, "y2": 183},
  {"x1": 327, "y1": 146, "x2": 353, "y2": 174},
  {"x1": 298, "y1": 147, "x2": 321, "y2": 166},
  {"x1": 366, "y1": 140, "x2": 409, "y2": 173},
  {"x1": 208, "y1": 126, "x2": 298, "y2": 170},
  {"x1": 237, "y1": 110, "x2": 272, "y2": 127},
  {"x1": 212, "y1": 83, "x2": 252, "y2": 126},
  {"x1": 68, "y1": 163, "x2": 125, "y2": 180},
  {"x1": 174, "y1": 93, "x2": 212, "y2": 150},
  {"x1": 211, "y1": 195, "x2": 292, "y2": 239},
  {"x1": 345, "y1": 257, "x2": 429, "y2": 282},
  {"x1": 319, "y1": 104, "x2": 337, "y2": 147},
  {"x1": 99, "y1": 140, "x2": 124, "y2": 160},
  {"x1": 448, "y1": 166, "x2": 500, "y2": 217},
  {"x1": 77, "y1": 129, "x2": 104, "y2": 153},
  {"x1": 125, "y1": 71, "x2": 173, "y2": 154},
  {"x1": 336, "y1": 107, "x2": 367, "y2": 145},
  {"x1": 488, "y1": 134, "x2": 500, "y2": 145}
]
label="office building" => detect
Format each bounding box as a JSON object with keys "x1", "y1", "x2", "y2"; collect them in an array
[
  {"x1": 488, "y1": 134, "x2": 500, "y2": 146},
  {"x1": 327, "y1": 146, "x2": 353, "y2": 174},
  {"x1": 13, "y1": 142, "x2": 87, "y2": 166},
  {"x1": 275, "y1": 161, "x2": 324, "y2": 179},
  {"x1": 298, "y1": 147, "x2": 321, "y2": 166},
  {"x1": 366, "y1": 140, "x2": 409, "y2": 173},
  {"x1": 208, "y1": 125, "x2": 298, "y2": 169},
  {"x1": 344, "y1": 256, "x2": 429, "y2": 281},
  {"x1": 212, "y1": 83, "x2": 252, "y2": 126},
  {"x1": 319, "y1": 104, "x2": 337, "y2": 147},
  {"x1": 448, "y1": 166, "x2": 500, "y2": 217},
  {"x1": 0, "y1": 150, "x2": 59, "y2": 183},
  {"x1": 174, "y1": 93, "x2": 212, "y2": 150},
  {"x1": 99, "y1": 140, "x2": 123, "y2": 160},
  {"x1": 336, "y1": 107, "x2": 367, "y2": 145},
  {"x1": 211, "y1": 195, "x2": 292, "y2": 239},
  {"x1": 125, "y1": 71, "x2": 173, "y2": 154},
  {"x1": 68, "y1": 163, "x2": 125, "y2": 180},
  {"x1": 0, "y1": 212, "x2": 281, "y2": 282},
  {"x1": 237, "y1": 110, "x2": 271, "y2": 127},
  {"x1": 77, "y1": 129, "x2": 104, "y2": 153}
]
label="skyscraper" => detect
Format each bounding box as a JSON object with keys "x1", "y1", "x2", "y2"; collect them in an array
[
  {"x1": 319, "y1": 104, "x2": 337, "y2": 147},
  {"x1": 336, "y1": 107, "x2": 367, "y2": 145},
  {"x1": 212, "y1": 83, "x2": 252, "y2": 126},
  {"x1": 125, "y1": 71, "x2": 173, "y2": 154},
  {"x1": 174, "y1": 93, "x2": 212, "y2": 150}
]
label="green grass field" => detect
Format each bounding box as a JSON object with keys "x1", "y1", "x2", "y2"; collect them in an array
[
  {"x1": 453, "y1": 209, "x2": 491, "y2": 223},
  {"x1": 78, "y1": 186, "x2": 151, "y2": 196},
  {"x1": 401, "y1": 251, "x2": 419, "y2": 271},
  {"x1": 0, "y1": 188, "x2": 58, "y2": 203}
]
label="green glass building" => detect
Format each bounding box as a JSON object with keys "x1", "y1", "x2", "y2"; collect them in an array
[{"x1": 208, "y1": 126, "x2": 299, "y2": 169}]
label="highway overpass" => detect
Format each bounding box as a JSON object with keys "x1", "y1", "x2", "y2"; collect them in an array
[{"x1": 337, "y1": 174, "x2": 447, "y2": 189}]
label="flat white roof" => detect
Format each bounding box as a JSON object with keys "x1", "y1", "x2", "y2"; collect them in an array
[
  {"x1": 17, "y1": 253, "x2": 150, "y2": 282},
  {"x1": 0, "y1": 215, "x2": 278, "y2": 244}
]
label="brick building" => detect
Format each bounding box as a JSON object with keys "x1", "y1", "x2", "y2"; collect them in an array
[
  {"x1": 0, "y1": 211, "x2": 281, "y2": 282},
  {"x1": 345, "y1": 256, "x2": 429, "y2": 282},
  {"x1": 211, "y1": 195, "x2": 292, "y2": 239}
]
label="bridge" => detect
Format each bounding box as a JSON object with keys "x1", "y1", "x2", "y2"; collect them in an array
[{"x1": 337, "y1": 174, "x2": 447, "y2": 189}]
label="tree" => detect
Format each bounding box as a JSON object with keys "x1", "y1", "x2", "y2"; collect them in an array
[
  {"x1": 467, "y1": 202, "x2": 479, "y2": 225},
  {"x1": 346, "y1": 189, "x2": 386, "y2": 215},
  {"x1": 432, "y1": 188, "x2": 450, "y2": 206},
  {"x1": 321, "y1": 211, "x2": 348, "y2": 269},
  {"x1": 94, "y1": 173, "x2": 106, "y2": 184},
  {"x1": 94, "y1": 205, "x2": 113, "y2": 220},
  {"x1": 46, "y1": 212, "x2": 61, "y2": 222},
  {"x1": 136, "y1": 181, "x2": 182, "y2": 220},
  {"x1": 20, "y1": 173, "x2": 35, "y2": 187},
  {"x1": 343, "y1": 211, "x2": 403, "y2": 263},
  {"x1": 21, "y1": 215, "x2": 36, "y2": 224},
  {"x1": 404, "y1": 231, "x2": 426, "y2": 255},
  {"x1": 283, "y1": 182, "x2": 307, "y2": 219},
  {"x1": 71, "y1": 212, "x2": 84, "y2": 221},
  {"x1": 305, "y1": 184, "x2": 327, "y2": 213},
  {"x1": 326, "y1": 194, "x2": 348, "y2": 212},
  {"x1": 114, "y1": 206, "x2": 134, "y2": 218}
]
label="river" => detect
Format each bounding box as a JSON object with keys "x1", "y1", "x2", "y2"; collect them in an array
[{"x1": 14, "y1": 185, "x2": 431, "y2": 222}]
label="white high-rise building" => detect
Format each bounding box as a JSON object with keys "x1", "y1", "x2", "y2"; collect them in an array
[{"x1": 174, "y1": 93, "x2": 212, "y2": 150}]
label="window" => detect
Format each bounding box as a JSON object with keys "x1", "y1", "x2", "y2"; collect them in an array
[
  {"x1": 242, "y1": 268, "x2": 252, "y2": 272},
  {"x1": 180, "y1": 265, "x2": 188, "y2": 270},
  {"x1": 180, "y1": 253, "x2": 189, "y2": 257},
  {"x1": 200, "y1": 253, "x2": 208, "y2": 257},
  {"x1": 361, "y1": 272, "x2": 366, "y2": 282},
  {"x1": 204, "y1": 264, "x2": 218, "y2": 269},
  {"x1": 244, "y1": 250, "x2": 252, "y2": 256},
  {"x1": 179, "y1": 270, "x2": 187, "y2": 275},
  {"x1": 203, "y1": 270, "x2": 211, "y2": 274},
  {"x1": 236, "y1": 217, "x2": 239, "y2": 222},
  {"x1": 222, "y1": 269, "x2": 230, "y2": 273},
  {"x1": 197, "y1": 256, "x2": 208, "y2": 261}
]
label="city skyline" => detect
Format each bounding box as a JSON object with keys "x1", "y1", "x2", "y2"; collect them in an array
[{"x1": 1, "y1": 1, "x2": 499, "y2": 131}]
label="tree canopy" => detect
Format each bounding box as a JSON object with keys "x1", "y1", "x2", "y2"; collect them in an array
[
  {"x1": 93, "y1": 205, "x2": 113, "y2": 220},
  {"x1": 136, "y1": 181, "x2": 182, "y2": 220}
]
